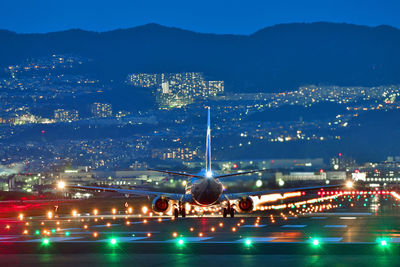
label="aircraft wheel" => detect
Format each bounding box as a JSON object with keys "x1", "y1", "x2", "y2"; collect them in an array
[
  {"x1": 229, "y1": 208, "x2": 235, "y2": 218},
  {"x1": 180, "y1": 208, "x2": 186, "y2": 217},
  {"x1": 174, "y1": 208, "x2": 179, "y2": 218},
  {"x1": 223, "y1": 208, "x2": 228, "y2": 218}
]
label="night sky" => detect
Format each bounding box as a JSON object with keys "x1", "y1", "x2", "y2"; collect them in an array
[{"x1": 0, "y1": 0, "x2": 399, "y2": 34}]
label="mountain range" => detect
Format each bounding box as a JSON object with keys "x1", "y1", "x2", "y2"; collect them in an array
[{"x1": 1, "y1": 22, "x2": 400, "y2": 92}]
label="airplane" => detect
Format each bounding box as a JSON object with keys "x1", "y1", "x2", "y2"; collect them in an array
[{"x1": 58, "y1": 107, "x2": 344, "y2": 218}]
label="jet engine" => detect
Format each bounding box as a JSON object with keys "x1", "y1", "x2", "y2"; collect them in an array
[
  {"x1": 237, "y1": 197, "x2": 254, "y2": 212},
  {"x1": 152, "y1": 196, "x2": 170, "y2": 213}
]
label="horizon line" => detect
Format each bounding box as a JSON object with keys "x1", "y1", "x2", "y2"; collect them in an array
[{"x1": 0, "y1": 21, "x2": 398, "y2": 36}]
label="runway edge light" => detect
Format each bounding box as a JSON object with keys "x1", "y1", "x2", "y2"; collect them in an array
[{"x1": 312, "y1": 238, "x2": 320, "y2": 246}]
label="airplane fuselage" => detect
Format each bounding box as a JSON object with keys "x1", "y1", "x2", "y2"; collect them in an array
[{"x1": 186, "y1": 177, "x2": 224, "y2": 206}]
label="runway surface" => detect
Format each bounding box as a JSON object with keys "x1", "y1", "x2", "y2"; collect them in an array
[{"x1": 1, "y1": 194, "x2": 400, "y2": 266}]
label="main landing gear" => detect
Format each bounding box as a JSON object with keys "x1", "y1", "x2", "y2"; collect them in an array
[
  {"x1": 223, "y1": 206, "x2": 235, "y2": 218},
  {"x1": 173, "y1": 203, "x2": 186, "y2": 218}
]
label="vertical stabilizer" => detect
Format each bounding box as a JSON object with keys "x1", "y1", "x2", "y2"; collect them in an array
[{"x1": 205, "y1": 107, "x2": 212, "y2": 175}]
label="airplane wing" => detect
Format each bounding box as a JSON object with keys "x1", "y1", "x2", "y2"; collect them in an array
[
  {"x1": 215, "y1": 169, "x2": 266, "y2": 179},
  {"x1": 64, "y1": 184, "x2": 184, "y2": 201},
  {"x1": 147, "y1": 168, "x2": 204, "y2": 179},
  {"x1": 223, "y1": 184, "x2": 342, "y2": 200}
]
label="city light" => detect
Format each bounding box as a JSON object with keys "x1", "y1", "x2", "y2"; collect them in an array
[
  {"x1": 57, "y1": 181, "x2": 66, "y2": 189},
  {"x1": 346, "y1": 181, "x2": 354, "y2": 188}
]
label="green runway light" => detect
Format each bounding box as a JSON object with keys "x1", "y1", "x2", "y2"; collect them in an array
[
  {"x1": 132, "y1": 234, "x2": 135, "y2": 237},
  {"x1": 110, "y1": 238, "x2": 117, "y2": 245},
  {"x1": 380, "y1": 240, "x2": 388, "y2": 246},
  {"x1": 35, "y1": 230, "x2": 40, "y2": 235},
  {"x1": 65, "y1": 232, "x2": 70, "y2": 236},
  {"x1": 312, "y1": 239, "x2": 320, "y2": 246},
  {"x1": 43, "y1": 238, "x2": 50, "y2": 245},
  {"x1": 51, "y1": 229, "x2": 56, "y2": 233},
  {"x1": 245, "y1": 239, "x2": 252, "y2": 246},
  {"x1": 177, "y1": 238, "x2": 184, "y2": 246}
]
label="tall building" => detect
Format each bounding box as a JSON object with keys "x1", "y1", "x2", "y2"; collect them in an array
[
  {"x1": 91, "y1": 103, "x2": 112, "y2": 118},
  {"x1": 161, "y1": 82, "x2": 170, "y2": 94},
  {"x1": 54, "y1": 109, "x2": 79, "y2": 122}
]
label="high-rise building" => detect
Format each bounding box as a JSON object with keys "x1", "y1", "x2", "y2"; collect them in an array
[
  {"x1": 161, "y1": 82, "x2": 170, "y2": 94},
  {"x1": 91, "y1": 103, "x2": 112, "y2": 118}
]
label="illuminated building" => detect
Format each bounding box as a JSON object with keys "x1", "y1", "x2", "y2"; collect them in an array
[
  {"x1": 127, "y1": 72, "x2": 224, "y2": 109},
  {"x1": 184, "y1": 158, "x2": 324, "y2": 170},
  {"x1": 91, "y1": 103, "x2": 112, "y2": 118},
  {"x1": 152, "y1": 148, "x2": 199, "y2": 160},
  {"x1": 54, "y1": 109, "x2": 79, "y2": 122}
]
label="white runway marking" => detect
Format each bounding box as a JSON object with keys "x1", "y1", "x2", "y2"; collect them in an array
[
  {"x1": 167, "y1": 237, "x2": 213, "y2": 242},
  {"x1": 390, "y1": 238, "x2": 400, "y2": 243},
  {"x1": 315, "y1": 237, "x2": 343, "y2": 242},
  {"x1": 240, "y1": 224, "x2": 267, "y2": 228},
  {"x1": 339, "y1": 217, "x2": 357, "y2": 220},
  {"x1": 324, "y1": 225, "x2": 348, "y2": 228},
  {"x1": 91, "y1": 224, "x2": 120, "y2": 228},
  {"x1": 0, "y1": 236, "x2": 18, "y2": 240},
  {"x1": 25, "y1": 237, "x2": 83, "y2": 242},
  {"x1": 237, "y1": 237, "x2": 276, "y2": 242},
  {"x1": 281, "y1": 225, "x2": 306, "y2": 228},
  {"x1": 93, "y1": 237, "x2": 148, "y2": 242},
  {"x1": 308, "y1": 213, "x2": 371, "y2": 216},
  {"x1": 66, "y1": 231, "x2": 160, "y2": 235}
]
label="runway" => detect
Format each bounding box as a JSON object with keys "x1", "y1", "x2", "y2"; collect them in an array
[{"x1": 1, "y1": 194, "x2": 400, "y2": 266}]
